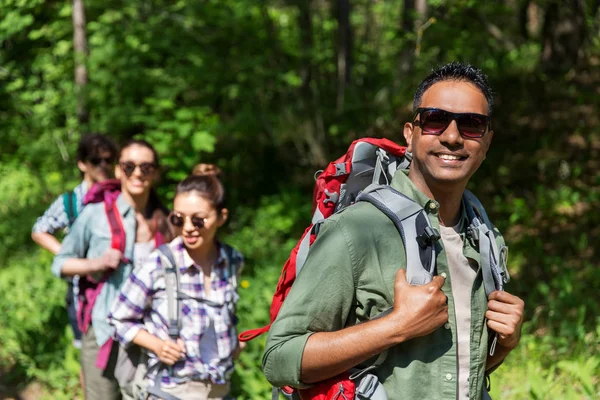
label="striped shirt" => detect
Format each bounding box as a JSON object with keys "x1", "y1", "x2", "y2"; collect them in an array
[
  {"x1": 32, "y1": 181, "x2": 88, "y2": 233},
  {"x1": 108, "y1": 237, "x2": 244, "y2": 387}
]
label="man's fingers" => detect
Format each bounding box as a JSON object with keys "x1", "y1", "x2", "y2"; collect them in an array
[
  {"x1": 485, "y1": 310, "x2": 513, "y2": 323},
  {"x1": 487, "y1": 319, "x2": 514, "y2": 336},
  {"x1": 430, "y1": 274, "x2": 446, "y2": 289},
  {"x1": 487, "y1": 300, "x2": 524, "y2": 321},
  {"x1": 488, "y1": 291, "x2": 524, "y2": 306}
]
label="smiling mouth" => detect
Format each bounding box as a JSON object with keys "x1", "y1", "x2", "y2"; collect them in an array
[{"x1": 436, "y1": 153, "x2": 467, "y2": 161}]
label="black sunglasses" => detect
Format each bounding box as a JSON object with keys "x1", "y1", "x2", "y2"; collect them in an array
[
  {"x1": 89, "y1": 156, "x2": 114, "y2": 166},
  {"x1": 169, "y1": 212, "x2": 206, "y2": 229},
  {"x1": 412, "y1": 108, "x2": 491, "y2": 139},
  {"x1": 118, "y1": 161, "x2": 157, "y2": 177}
]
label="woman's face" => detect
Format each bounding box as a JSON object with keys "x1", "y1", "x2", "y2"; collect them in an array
[
  {"x1": 115, "y1": 144, "x2": 158, "y2": 197},
  {"x1": 172, "y1": 192, "x2": 227, "y2": 252}
]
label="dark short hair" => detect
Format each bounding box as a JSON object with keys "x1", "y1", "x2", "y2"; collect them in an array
[
  {"x1": 413, "y1": 62, "x2": 494, "y2": 115},
  {"x1": 176, "y1": 164, "x2": 226, "y2": 213},
  {"x1": 77, "y1": 133, "x2": 118, "y2": 163},
  {"x1": 119, "y1": 138, "x2": 160, "y2": 166}
]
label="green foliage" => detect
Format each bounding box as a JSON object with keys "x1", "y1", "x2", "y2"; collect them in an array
[{"x1": 0, "y1": 250, "x2": 80, "y2": 398}]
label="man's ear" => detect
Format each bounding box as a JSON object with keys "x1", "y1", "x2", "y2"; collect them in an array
[
  {"x1": 218, "y1": 208, "x2": 229, "y2": 227},
  {"x1": 77, "y1": 160, "x2": 88, "y2": 174},
  {"x1": 403, "y1": 122, "x2": 415, "y2": 152}
]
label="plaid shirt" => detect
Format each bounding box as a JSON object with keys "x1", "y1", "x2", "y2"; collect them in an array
[
  {"x1": 32, "y1": 181, "x2": 88, "y2": 233},
  {"x1": 109, "y1": 237, "x2": 244, "y2": 386}
]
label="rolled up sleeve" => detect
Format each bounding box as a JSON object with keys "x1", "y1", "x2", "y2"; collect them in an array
[
  {"x1": 262, "y1": 219, "x2": 357, "y2": 388},
  {"x1": 32, "y1": 195, "x2": 67, "y2": 234},
  {"x1": 51, "y1": 207, "x2": 92, "y2": 278},
  {"x1": 108, "y1": 256, "x2": 156, "y2": 347}
]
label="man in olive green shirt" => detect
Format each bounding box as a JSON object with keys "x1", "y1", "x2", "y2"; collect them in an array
[{"x1": 262, "y1": 62, "x2": 525, "y2": 400}]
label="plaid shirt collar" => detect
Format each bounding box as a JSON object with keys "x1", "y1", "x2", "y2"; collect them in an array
[{"x1": 175, "y1": 237, "x2": 228, "y2": 274}]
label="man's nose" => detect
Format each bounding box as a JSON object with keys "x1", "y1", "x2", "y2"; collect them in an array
[{"x1": 440, "y1": 119, "x2": 463, "y2": 145}]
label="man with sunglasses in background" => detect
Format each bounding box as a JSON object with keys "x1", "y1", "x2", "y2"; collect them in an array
[
  {"x1": 263, "y1": 62, "x2": 525, "y2": 400},
  {"x1": 32, "y1": 133, "x2": 117, "y2": 383}
]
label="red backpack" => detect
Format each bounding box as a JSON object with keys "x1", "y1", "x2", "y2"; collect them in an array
[
  {"x1": 239, "y1": 138, "x2": 421, "y2": 400},
  {"x1": 239, "y1": 138, "x2": 409, "y2": 343},
  {"x1": 240, "y1": 138, "x2": 508, "y2": 400}
]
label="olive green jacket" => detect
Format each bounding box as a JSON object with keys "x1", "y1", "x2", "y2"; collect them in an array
[{"x1": 262, "y1": 170, "x2": 505, "y2": 400}]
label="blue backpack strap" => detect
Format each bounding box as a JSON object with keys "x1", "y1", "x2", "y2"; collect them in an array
[
  {"x1": 356, "y1": 184, "x2": 440, "y2": 286},
  {"x1": 62, "y1": 191, "x2": 78, "y2": 226}
]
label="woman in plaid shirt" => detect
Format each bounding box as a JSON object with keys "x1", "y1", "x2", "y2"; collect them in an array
[{"x1": 109, "y1": 165, "x2": 244, "y2": 400}]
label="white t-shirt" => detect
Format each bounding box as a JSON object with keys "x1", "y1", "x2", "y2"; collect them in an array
[{"x1": 440, "y1": 224, "x2": 478, "y2": 400}]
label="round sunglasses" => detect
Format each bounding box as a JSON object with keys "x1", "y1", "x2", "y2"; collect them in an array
[
  {"x1": 169, "y1": 212, "x2": 207, "y2": 229},
  {"x1": 412, "y1": 107, "x2": 490, "y2": 138},
  {"x1": 118, "y1": 161, "x2": 157, "y2": 177},
  {"x1": 89, "y1": 156, "x2": 115, "y2": 166}
]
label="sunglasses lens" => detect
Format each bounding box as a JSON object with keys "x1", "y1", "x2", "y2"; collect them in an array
[
  {"x1": 139, "y1": 163, "x2": 157, "y2": 176},
  {"x1": 191, "y1": 216, "x2": 205, "y2": 229},
  {"x1": 90, "y1": 157, "x2": 112, "y2": 166},
  {"x1": 420, "y1": 110, "x2": 451, "y2": 134},
  {"x1": 169, "y1": 213, "x2": 184, "y2": 227},
  {"x1": 120, "y1": 162, "x2": 136, "y2": 177},
  {"x1": 457, "y1": 114, "x2": 488, "y2": 137}
]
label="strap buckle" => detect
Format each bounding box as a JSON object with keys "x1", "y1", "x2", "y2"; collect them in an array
[{"x1": 416, "y1": 226, "x2": 441, "y2": 248}]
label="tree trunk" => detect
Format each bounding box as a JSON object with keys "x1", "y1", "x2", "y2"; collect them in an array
[
  {"x1": 72, "y1": 0, "x2": 89, "y2": 126},
  {"x1": 336, "y1": 0, "x2": 352, "y2": 113},
  {"x1": 295, "y1": 0, "x2": 327, "y2": 167},
  {"x1": 541, "y1": 0, "x2": 587, "y2": 73},
  {"x1": 397, "y1": 0, "x2": 427, "y2": 80}
]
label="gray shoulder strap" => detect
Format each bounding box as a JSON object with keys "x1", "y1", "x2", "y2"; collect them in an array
[
  {"x1": 146, "y1": 244, "x2": 183, "y2": 400},
  {"x1": 157, "y1": 244, "x2": 181, "y2": 339},
  {"x1": 463, "y1": 190, "x2": 507, "y2": 297},
  {"x1": 356, "y1": 184, "x2": 439, "y2": 286},
  {"x1": 223, "y1": 244, "x2": 238, "y2": 290}
]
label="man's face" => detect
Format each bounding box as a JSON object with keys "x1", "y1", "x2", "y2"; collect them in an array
[
  {"x1": 403, "y1": 80, "x2": 493, "y2": 195},
  {"x1": 78, "y1": 150, "x2": 115, "y2": 184}
]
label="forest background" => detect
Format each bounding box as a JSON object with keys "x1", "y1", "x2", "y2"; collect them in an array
[{"x1": 1, "y1": 0, "x2": 599, "y2": 399}]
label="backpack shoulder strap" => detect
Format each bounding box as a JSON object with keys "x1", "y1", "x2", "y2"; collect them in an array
[
  {"x1": 156, "y1": 244, "x2": 181, "y2": 339},
  {"x1": 145, "y1": 244, "x2": 184, "y2": 400},
  {"x1": 63, "y1": 191, "x2": 78, "y2": 226},
  {"x1": 104, "y1": 202, "x2": 127, "y2": 254},
  {"x1": 222, "y1": 244, "x2": 239, "y2": 290},
  {"x1": 463, "y1": 190, "x2": 510, "y2": 358},
  {"x1": 462, "y1": 190, "x2": 508, "y2": 297},
  {"x1": 356, "y1": 184, "x2": 440, "y2": 286}
]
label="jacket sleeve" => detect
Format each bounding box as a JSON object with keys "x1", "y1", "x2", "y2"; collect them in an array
[
  {"x1": 50, "y1": 205, "x2": 93, "y2": 278},
  {"x1": 262, "y1": 219, "x2": 356, "y2": 388},
  {"x1": 32, "y1": 194, "x2": 68, "y2": 234},
  {"x1": 108, "y1": 253, "x2": 158, "y2": 347}
]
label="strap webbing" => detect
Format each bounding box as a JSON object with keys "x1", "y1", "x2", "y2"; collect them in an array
[
  {"x1": 146, "y1": 371, "x2": 183, "y2": 400},
  {"x1": 356, "y1": 184, "x2": 438, "y2": 286},
  {"x1": 157, "y1": 244, "x2": 181, "y2": 339},
  {"x1": 63, "y1": 192, "x2": 78, "y2": 226},
  {"x1": 145, "y1": 245, "x2": 183, "y2": 400},
  {"x1": 105, "y1": 202, "x2": 126, "y2": 254}
]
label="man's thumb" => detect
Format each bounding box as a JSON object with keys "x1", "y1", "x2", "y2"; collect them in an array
[{"x1": 395, "y1": 268, "x2": 409, "y2": 287}]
